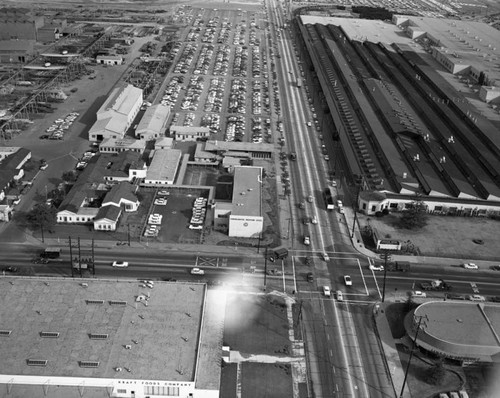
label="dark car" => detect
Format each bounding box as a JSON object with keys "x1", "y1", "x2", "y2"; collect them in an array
[
  {"x1": 39, "y1": 135, "x2": 49, "y2": 139},
  {"x1": 445, "y1": 293, "x2": 466, "y2": 301},
  {"x1": 2, "y1": 266, "x2": 18, "y2": 273},
  {"x1": 307, "y1": 272, "x2": 314, "y2": 282},
  {"x1": 490, "y1": 265, "x2": 500, "y2": 271}
]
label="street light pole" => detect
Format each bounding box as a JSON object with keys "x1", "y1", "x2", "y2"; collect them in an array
[
  {"x1": 381, "y1": 251, "x2": 392, "y2": 303},
  {"x1": 399, "y1": 315, "x2": 427, "y2": 398}
]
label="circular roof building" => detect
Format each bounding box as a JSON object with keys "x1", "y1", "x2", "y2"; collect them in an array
[{"x1": 404, "y1": 301, "x2": 500, "y2": 364}]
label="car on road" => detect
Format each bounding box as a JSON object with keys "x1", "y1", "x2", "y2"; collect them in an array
[
  {"x1": 411, "y1": 291, "x2": 427, "y2": 298},
  {"x1": 303, "y1": 217, "x2": 309, "y2": 225},
  {"x1": 324, "y1": 155, "x2": 330, "y2": 161},
  {"x1": 190, "y1": 267, "x2": 205, "y2": 275},
  {"x1": 322, "y1": 286, "x2": 331, "y2": 297},
  {"x1": 112, "y1": 261, "x2": 129, "y2": 268},
  {"x1": 322, "y1": 252, "x2": 330, "y2": 261},
  {"x1": 303, "y1": 235, "x2": 311, "y2": 246},
  {"x1": 2, "y1": 266, "x2": 18, "y2": 273},
  {"x1": 299, "y1": 202, "x2": 305, "y2": 209},
  {"x1": 468, "y1": 295, "x2": 486, "y2": 302},
  {"x1": 311, "y1": 215, "x2": 318, "y2": 225},
  {"x1": 344, "y1": 275, "x2": 352, "y2": 286},
  {"x1": 337, "y1": 200, "x2": 343, "y2": 208},
  {"x1": 39, "y1": 164, "x2": 48, "y2": 170},
  {"x1": 306, "y1": 121, "x2": 312, "y2": 127},
  {"x1": 369, "y1": 264, "x2": 384, "y2": 271},
  {"x1": 307, "y1": 194, "x2": 313, "y2": 203},
  {"x1": 445, "y1": 293, "x2": 466, "y2": 301},
  {"x1": 462, "y1": 263, "x2": 478, "y2": 269},
  {"x1": 490, "y1": 265, "x2": 500, "y2": 271},
  {"x1": 336, "y1": 290, "x2": 344, "y2": 301}
]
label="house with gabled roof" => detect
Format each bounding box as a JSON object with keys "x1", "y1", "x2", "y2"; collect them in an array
[{"x1": 93, "y1": 182, "x2": 139, "y2": 231}]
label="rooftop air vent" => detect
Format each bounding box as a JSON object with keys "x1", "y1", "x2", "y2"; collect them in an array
[
  {"x1": 27, "y1": 359, "x2": 47, "y2": 366},
  {"x1": 86, "y1": 300, "x2": 104, "y2": 305},
  {"x1": 40, "y1": 332, "x2": 60, "y2": 338},
  {"x1": 89, "y1": 333, "x2": 109, "y2": 340},
  {"x1": 79, "y1": 361, "x2": 100, "y2": 368},
  {"x1": 109, "y1": 300, "x2": 127, "y2": 306}
]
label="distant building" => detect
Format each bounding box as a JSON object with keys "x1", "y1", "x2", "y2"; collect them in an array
[
  {"x1": 99, "y1": 137, "x2": 146, "y2": 154},
  {"x1": 0, "y1": 277, "x2": 223, "y2": 397},
  {"x1": 0, "y1": 8, "x2": 44, "y2": 41},
  {"x1": 96, "y1": 54, "x2": 123, "y2": 66},
  {"x1": 88, "y1": 84, "x2": 143, "y2": 142},
  {"x1": 37, "y1": 18, "x2": 66, "y2": 43},
  {"x1": 135, "y1": 104, "x2": 170, "y2": 140},
  {"x1": 171, "y1": 125, "x2": 211, "y2": 142},
  {"x1": 0, "y1": 39, "x2": 33, "y2": 63},
  {"x1": 214, "y1": 166, "x2": 263, "y2": 238}
]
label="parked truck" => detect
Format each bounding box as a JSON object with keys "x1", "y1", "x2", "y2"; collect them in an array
[
  {"x1": 269, "y1": 247, "x2": 288, "y2": 262},
  {"x1": 387, "y1": 261, "x2": 411, "y2": 272},
  {"x1": 420, "y1": 279, "x2": 452, "y2": 291}
]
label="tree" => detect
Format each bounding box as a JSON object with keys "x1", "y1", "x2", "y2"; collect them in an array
[
  {"x1": 26, "y1": 204, "x2": 57, "y2": 241},
  {"x1": 62, "y1": 170, "x2": 77, "y2": 183},
  {"x1": 400, "y1": 198, "x2": 428, "y2": 230},
  {"x1": 426, "y1": 359, "x2": 446, "y2": 385}
]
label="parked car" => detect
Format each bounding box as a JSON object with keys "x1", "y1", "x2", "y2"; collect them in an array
[
  {"x1": 468, "y1": 295, "x2": 486, "y2": 302},
  {"x1": 311, "y1": 215, "x2": 318, "y2": 225},
  {"x1": 190, "y1": 267, "x2": 205, "y2": 275},
  {"x1": 112, "y1": 261, "x2": 129, "y2": 268},
  {"x1": 2, "y1": 266, "x2": 18, "y2": 273},
  {"x1": 411, "y1": 291, "x2": 427, "y2": 298},
  {"x1": 303, "y1": 235, "x2": 311, "y2": 246},
  {"x1": 306, "y1": 272, "x2": 314, "y2": 282},
  {"x1": 462, "y1": 263, "x2": 478, "y2": 269},
  {"x1": 344, "y1": 275, "x2": 352, "y2": 286},
  {"x1": 322, "y1": 286, "x2": 331, "y2": 297},
  {"x1": 307, "y1": 194, "x2": 313, "y2": 203},
  {"x1": 322, "y1": 252, "x2": 330, "y2": 261},
  {"x1": 369, "y1": 264, "x2": 384, "y2": 271},
  {"x1": 336, "y1": 290, "x2": 343, "y2": 301}
]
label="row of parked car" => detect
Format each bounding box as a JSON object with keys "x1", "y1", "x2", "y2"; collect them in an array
[
  {"x1": 438, "y1": 391, "x2": 468, "y2": 398},
  {"x1": 40, "y1": 112, "x2": 79, "y2": 140},
  {"x1": 189, "y1": 197, "x2": 207, "y2": 230}
]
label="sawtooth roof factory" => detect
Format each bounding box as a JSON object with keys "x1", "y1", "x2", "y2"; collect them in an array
[{"x1": 295, "y1": 15, "x2": 500, "y2": 217}]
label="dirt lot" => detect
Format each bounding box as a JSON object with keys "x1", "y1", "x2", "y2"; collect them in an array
[{"x1": 358, "y1": 213, "x2": 500, "y2": 261}]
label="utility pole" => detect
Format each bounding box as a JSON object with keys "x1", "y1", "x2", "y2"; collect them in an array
[
  {"x1": 380, "y1": 251, "x2": 392, "y2": 303},
  {"x1": 127, "y1": 224, "x2": 131, "y2": 247},
  {"x1": 399, "y1": 314, "x2": 428, "y2": 398},
  {"x1": 264, "y1": 247, "x2": 268, "y2": 292}
]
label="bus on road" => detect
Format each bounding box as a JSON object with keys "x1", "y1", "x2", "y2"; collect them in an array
[{"x1": 323, "y1": 187, "x2": 335, "y2": 210}]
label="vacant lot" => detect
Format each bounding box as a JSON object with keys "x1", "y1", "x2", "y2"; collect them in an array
[
  {"x1": 358, "y1": 213, "x2": 500, "y2": 260},
  {"x1": 220, "y1": 293, "x2": 293, "y2": 398}
]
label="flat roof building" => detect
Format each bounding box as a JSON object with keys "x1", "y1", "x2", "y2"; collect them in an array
[
  {"x1": 136, "y1": 104, "x2": 170, "y2": 140},
  {"x1": 0, "y1": 277, "x2": 223, "y2": 398},
  {"x1": 214, "y1": 166, "x2": 263, "y2": 238},
  {"x1": 144, "y1": 149, "x2": 182, "y2": 186}
]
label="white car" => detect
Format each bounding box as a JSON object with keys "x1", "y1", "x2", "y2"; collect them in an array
[
  {"x1": 462, "y1": 263, "x2": 478, "y2": 269},
  {"x1": 158, "y1": 190, "x2": 170, "y2": 196},
  {"x1": 411, "y1": 291, "x2": 427, "y2": 298},
  {"x1": 311, "y1": 216, "x2": 318, "y2": 225},
  {"x1": 154, "y1": 198, "x2": 167, "y2": 206},
  {"x1": 190, "y1": 267, "x2": 205, "y2": 275},
  {"x1": 112, "y1": 261, "x2": 129, "y2": 268},
  {"x1": 369, "y1": 264, "x2": 384, "y2": 271},
  {"x1": 303, "y1": 235, "x2": 311, "y2": 246},
  {"x1": 322, "y1": 252, "x2": 330, "y2": 261},
  {"x1": 39, "y1": 164, "x2": 48, "y2": 170},
  {"x1": 323, "y1": 286, "x2": 331, "y2": 297},
  {"x1": 468, "y1": 295, "x2": 485, "y2": 302},
  {"x1": 189, "y1": 225, "x2": 203, "y2": 230},
  {"x1": 344, "y1": 275, "x2": 352, "y2": 286},
  {"x1": 306, "y1": 121, "x2": 312, "y2": 127},
  {"x1": 337, "y1": 200, "x2": 343, "y2": 208}
]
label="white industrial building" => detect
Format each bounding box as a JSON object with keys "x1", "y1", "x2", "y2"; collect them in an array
[
  {"x1": 214, "y1": 166, "x2": 263, "y2": 238},
  {"x1": 171, "y1": 126, "x2": 210, "y2": 142},
  {"x1": 144, "y1": 149, "x2": 182, "y2": 185},
  {"x1": 135, "y1": 104, "x2": 170, "y2": 140},
  {"x1": 88, "y1": 84, "x2": 143, "y2": 142},
  {"x1": 0, "y1": 278, "x2": 224, "y2": 398}
]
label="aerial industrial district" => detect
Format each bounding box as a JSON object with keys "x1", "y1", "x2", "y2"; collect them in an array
[{"x1": 0, "y1": 0, "x2": 500, "y2": 397}]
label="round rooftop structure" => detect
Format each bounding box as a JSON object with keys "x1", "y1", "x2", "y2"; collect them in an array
[{"x1": 404, "y1": 301, "x2": 500, "y2": 364}]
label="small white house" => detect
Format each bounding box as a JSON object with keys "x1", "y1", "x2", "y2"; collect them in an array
[{"x1": 96, "y1": 54, "x2": 123, "y2": 66}]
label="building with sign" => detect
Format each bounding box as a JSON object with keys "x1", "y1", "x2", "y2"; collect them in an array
[
  {"x1": 214, "y1": 166, "x2": 263, "y2": 238},
  {"x1": 0, "y1": 277, "x2": 224, "y2": 397}
]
